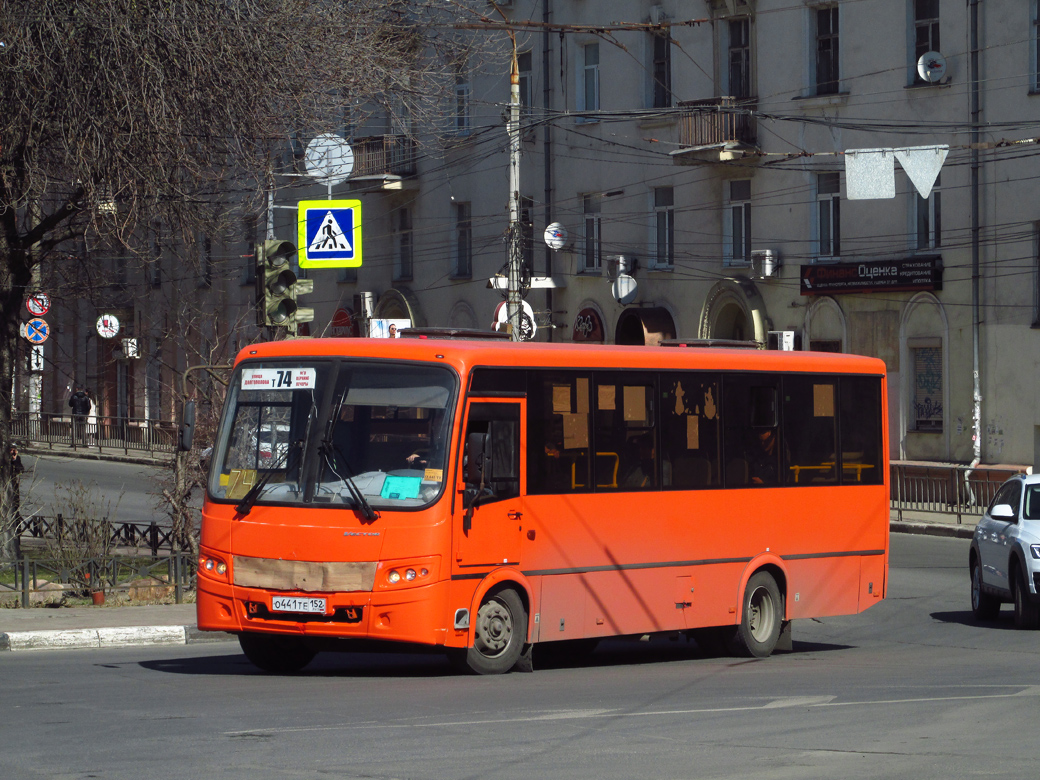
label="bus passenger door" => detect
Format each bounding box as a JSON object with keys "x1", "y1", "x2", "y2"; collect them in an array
[{"x1": 454, "y1": 400, "x2": 525, "y2": 568}]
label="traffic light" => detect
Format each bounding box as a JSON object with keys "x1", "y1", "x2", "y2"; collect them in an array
[{"x1": 256, "y1": 240, "x2": 314, "y2": 336}]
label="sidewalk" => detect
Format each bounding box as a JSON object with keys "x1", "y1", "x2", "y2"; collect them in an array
[
  {"x1": 0, "y1": 603, "x2": 232, "y2": 652},
  {"x1": 0, "y1": 510, "x2": 977, "y2": 654}
]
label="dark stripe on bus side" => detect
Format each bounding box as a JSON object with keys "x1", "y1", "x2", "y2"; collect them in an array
[{"x1": 449, "y1": 548, "x2": 885, "y2": 581}]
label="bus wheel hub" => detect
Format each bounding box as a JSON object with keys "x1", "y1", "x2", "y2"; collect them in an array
[{"x1": 475, "y1": 600, "x2": 512, "y2": 655}]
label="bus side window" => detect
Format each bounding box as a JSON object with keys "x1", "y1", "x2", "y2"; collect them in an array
[
  {"x1": 465, "y1": 403, "x2": 520, "y2": 502},
  {"x1": 528, "y1": 372, "x2": 590, "y2": 494},
  {"x1": 661, "y1": 374, "x2": 720, "y2": 489},
  {"x1": 782, "y1": 375, "x2": 839, "y2": 485},
  {"x1": 723, "y1": 375, "x2": 781, "y2": 487},
  {"x1": 838, "y1": 376, "x2": 883, "y2": 485}
]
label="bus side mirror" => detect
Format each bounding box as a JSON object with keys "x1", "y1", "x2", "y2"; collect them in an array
[
  {"x1": 466, "y1": 432, "x2": 491, "y2": 484},
  {"x1": 178, "y1": 400, "x2": 196, "y2": 452}
]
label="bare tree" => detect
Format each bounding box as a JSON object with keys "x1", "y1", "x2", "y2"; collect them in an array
[{"x1": 0, "y1": 0, "x2": 488, "y2": 558}]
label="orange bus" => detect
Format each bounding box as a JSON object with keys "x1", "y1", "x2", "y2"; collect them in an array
[{"x1": 197, "y1": 333, "x2": 889, "y2": 674}]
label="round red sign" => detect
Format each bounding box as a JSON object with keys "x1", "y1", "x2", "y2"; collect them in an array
[{"x1": 26, "y1": 292, "x2": 51, "y2": 317}]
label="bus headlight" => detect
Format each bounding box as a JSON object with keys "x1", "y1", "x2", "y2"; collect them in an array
[
  {"x1": 199, "y1": 554, "x2": 229, "y2": 581},
  {"x1": 381, "y1": 559, "x2": 437, "y2": 588}
]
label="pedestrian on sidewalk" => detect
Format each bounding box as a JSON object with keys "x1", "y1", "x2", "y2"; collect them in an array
[
  {"x1": 68, "y1": 385, "x2": 90, "y2": 445},
  {"x1": 86, "y1": 389, "x2": 97, "y2": 445}
]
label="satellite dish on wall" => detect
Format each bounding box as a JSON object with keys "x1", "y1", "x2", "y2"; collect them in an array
[{"x1": 917, "y1": 51, "x2": 947, "y2": 84}]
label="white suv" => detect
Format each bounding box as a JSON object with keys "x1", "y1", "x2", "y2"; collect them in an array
[{"x1": 969, "y1": 473, "x2": 1040, "y2": 628}]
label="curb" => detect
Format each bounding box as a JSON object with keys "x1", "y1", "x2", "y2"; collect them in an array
[
  {"x1": 890, "y1": 521, "x2": 976, "y2": 540},
  {"x1": 0, "y1": 625, "x2": 234, "y2": 652}
]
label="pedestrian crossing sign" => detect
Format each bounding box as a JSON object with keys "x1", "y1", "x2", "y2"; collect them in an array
[{"x1": 297, "y1": 199, "x2": 363, "y2": 268}]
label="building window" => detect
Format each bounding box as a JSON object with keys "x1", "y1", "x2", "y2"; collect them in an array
[
  {"x1": 915, "y1": 173, "x2": 941, "y2": 250},
  {"x1": 815, "y1": 7, "x2": 840, "y2": 95},
  {"x1": 911, "y1": 342, "x2": 943, "y2": 432},
  {"x1": 913, "y1": 0, "x2": 940, "y2": 83},
  {"x1": 1033, "y1": 224, "x2": 1040, "y2": 326},
  {"x1": 1035, "y1": 3, "x2": 1040, "y2": 91},
  {"x1": 455, "y1": 72, "x2": 470, "y2": 135},
  {"x1": 453, "y1": 202, "x2": 472, "y2": 278},
  {"x1": 817, "y1": 172, "x2": 841, "y2": 259},
  {"x1": 653, "y1": 187, "x2": 674, "y2": 268},
  {"x1": 725, "y1": 179, "x2": 751, "y2": 266},
  {"x1": 651, "y1": 30, "x2": 672, "y2": 108},
  {"x1": 242, "y1": 215, "x2": 257, "y2": 285},
  {"x1": 582, "y1": 194, "x2": 602, "y2": 272},
  {"x1": 337, "y1": 267, "x2": 358, "y2": 284},
  {"x1": 728, "y1": 18, "x2": 751, "y2": 99},
  {"x1": 395, "y1": 207, "x2": 413, "y2": 281},
  {"x1": 150, "y1": 224, "x2": 163, "y2": 287},
  {"x1": 579, "y1": 43, "x2": 600, "y2": 116},
  {"x1": 518, "y1": 51, "x2": 533, "y2": 112},
  {"x1": 198, "y1": 234, "x2": 212, "y2": 288}
]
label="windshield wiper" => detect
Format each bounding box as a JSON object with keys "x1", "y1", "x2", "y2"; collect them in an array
[
  {"x1": 235, "y1": 440, "x2": 302, "y2": 516},
  {"x1": 321, "y1": 440, "x2": 379, "y2": 523}
]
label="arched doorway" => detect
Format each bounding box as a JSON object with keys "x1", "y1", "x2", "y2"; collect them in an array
[
  {"x1": 614, "y1": 308, "x2": 676, "y2": 346},
  {"x1": 804, "y1": 297, "x2": 846, "y2": 352},
  {"x1": 699, "y1": 278, "x2": 770, "y2": 343},
  {"x1": 713, "y1": 301, "x2": 750, "y2": 341},
  {"x1": 373, "y1": 288, "x2": 425, "y2": 327}
]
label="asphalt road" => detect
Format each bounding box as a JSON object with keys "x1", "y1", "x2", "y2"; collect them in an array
[
  {"x1": 18, "y1": 454, "x2": 179, "y2": 526},
  {"x1": 2, "y1": 533, "x2": 1037, "y2": 780}
]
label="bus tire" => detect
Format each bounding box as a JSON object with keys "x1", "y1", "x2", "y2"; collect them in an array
[
  {"x1": 730, "y1": 571, "x2": 783, "y2": 658},
  {"x1": 1012, "y1": 567, "x2": 1040, "y2": 630},
  {"x1": 466, "y1": 587, "x2": 527, "y2": 675},
  {"x1": 970, "y1": 556, "x2": 1000, "y2": 621},
  {"x1": 238, "y1": 632, "x2": 316, "y2": 673}
]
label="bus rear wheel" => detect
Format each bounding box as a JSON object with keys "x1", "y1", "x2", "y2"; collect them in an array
[
  {"x1": 466, "y1": 587, "x2": 527, "y2": 675},
  {"x1": 238, "y1": 632, "x2": 316, "y2": 673},
  {"x1": 731, "y1": 571, "x2": 783, "y2": 658}
]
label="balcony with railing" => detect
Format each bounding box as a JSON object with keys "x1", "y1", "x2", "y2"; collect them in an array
[
  {"x1": 672, "y1": 97, "x2": 758, "y2": 164},
  {"x1": 349, "y1": 135, "x2": 418, "y2": 187}
]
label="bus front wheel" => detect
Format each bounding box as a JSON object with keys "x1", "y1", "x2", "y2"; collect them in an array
[
  {"x1": 466, "y1": 587, "x2": 527, "y2": 675},
  {"x1": 238, "y1": 632, "x2": 316, "y2": 673},
  {"x1": 731, "y1": 571, "x2": 783, "y2": 658}
]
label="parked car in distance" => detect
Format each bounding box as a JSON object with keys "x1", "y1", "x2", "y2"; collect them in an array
[{"x1": 969, "y1": 473, "x2": 1040, "y2": 628}]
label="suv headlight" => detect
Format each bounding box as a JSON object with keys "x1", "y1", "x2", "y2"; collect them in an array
[{"x1": 1030, "y1": 545, "x2": 1040, "y2": 559}]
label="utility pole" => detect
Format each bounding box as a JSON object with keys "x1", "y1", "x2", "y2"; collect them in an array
[
  {"x1": 506, "y1": 42, "x2": 524, "y2": 341},
  {"x1": 969, "y1": 0, "x2": 982, "y2": 466}
]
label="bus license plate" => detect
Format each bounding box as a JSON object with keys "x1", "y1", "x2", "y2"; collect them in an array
[{"x1": 271, "y1": 596, "x2": 326, "y2": 614}]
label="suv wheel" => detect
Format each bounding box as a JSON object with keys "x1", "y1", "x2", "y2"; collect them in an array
[
  {"x1": 970, "y1": 557, "x2": 1000, "y2": 621},
  {"x1": 1012, "y1": 568, "x2": 1040, "y2": 630}
]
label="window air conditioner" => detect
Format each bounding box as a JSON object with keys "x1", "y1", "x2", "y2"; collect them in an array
[
  {"x1": 767, "y1": 331, "x2": 800, "y2": 351},
  {"x1": 751, "y1": 249, "x2": 780, "y2": 279}
]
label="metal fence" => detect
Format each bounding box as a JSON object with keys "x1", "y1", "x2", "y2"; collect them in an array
[
  {"x1": 890, "y1": 461, "x2": 1027, "y2": 524},
  {"x1": 0, "y1": 553, "x2": 196, "y2": 607},
  {"x1": 18, "y1": 515, "x2": 185, "y2": 555},
  {"x1": 12, "y1": 411, "x2": 176, "y2": 457}
]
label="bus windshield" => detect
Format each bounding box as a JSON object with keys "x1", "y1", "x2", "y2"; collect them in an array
[{"x1": 208, "y1": 360, "x2": 457, "y2": 511}]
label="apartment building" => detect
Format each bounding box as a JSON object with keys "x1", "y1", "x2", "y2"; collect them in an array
[{"x1": 30, "y1": 1, "x2": 1040, "y2": 468}]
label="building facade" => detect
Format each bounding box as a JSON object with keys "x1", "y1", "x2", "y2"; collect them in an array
[{"x1": 25, "y1": 0, "x2": 1040, "y2": 469}]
